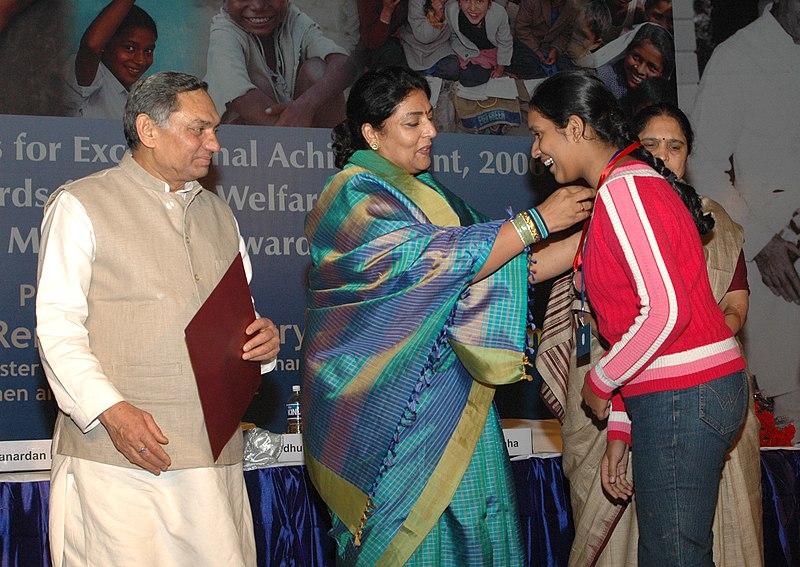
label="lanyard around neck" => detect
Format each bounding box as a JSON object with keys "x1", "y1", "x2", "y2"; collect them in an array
[
  {"x1": 572, "y1": 141, "x2": 641, "y2": 272},
  {"x1": 596, "y1": 142, "x2": 641, "y2": 188},
  {"x1": 571, "y1": 141, "x2": 641, "y2": 318}
]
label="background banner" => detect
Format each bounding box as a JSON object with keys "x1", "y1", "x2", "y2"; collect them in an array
[
  {"x1": 3, "y1": 0, "x2": 798, "y2": 469},
  {"x1": 0, "y1": 114, "x2": 555, "y2": 464}
]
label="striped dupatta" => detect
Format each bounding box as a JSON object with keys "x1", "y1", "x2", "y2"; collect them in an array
[
  {"x1": 536, "y1": 273, "x2": 575, "y2": 422},
  {"x1": 301, "y1": 150, "x2": 528, "y2": 565}
]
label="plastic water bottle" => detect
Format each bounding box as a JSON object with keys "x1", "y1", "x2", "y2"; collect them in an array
[{"x1": 286, "y1": 385, "x2": 301, "y2": 434}]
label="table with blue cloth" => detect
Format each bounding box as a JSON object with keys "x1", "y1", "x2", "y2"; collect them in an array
[{"x1": 2, "y1": 451, "x2": 798, "y2": 566}]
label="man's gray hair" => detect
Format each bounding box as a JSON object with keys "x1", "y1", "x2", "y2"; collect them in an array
[{"x1": 123, "y1": 71, "x2": 208, "y2": 150}]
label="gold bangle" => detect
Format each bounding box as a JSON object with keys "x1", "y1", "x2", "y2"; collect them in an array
[{"x1": 521, "y1": 211, "x2": 542, "y2": 244}]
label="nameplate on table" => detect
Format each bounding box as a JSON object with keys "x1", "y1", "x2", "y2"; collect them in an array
[
  {"x1": 278, "y1": 433, "x2": 305, "y2": 465},
  {"x1": 0, "y1": 439, "x2": 52, "y2": 472},
  {"x1": 503, "y1": 428, "x2": 532, "y2": 457},
  {"x1": 274, "y1": 426, "x2": 559, "y2": 467},
  {"x1": 502, "y1": 420, "x2": 564, "y2": 457}
]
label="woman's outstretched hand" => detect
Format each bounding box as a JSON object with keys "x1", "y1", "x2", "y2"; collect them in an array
[
  {"x1": 474, "y1": 186, "x2": 594, "y2": 283},
  {"x1": 536, "y1": 185, "x2": 596, "y2": 233},
  {"x1": 601, "y1": 439, "x2": 633, "y2": 502}
]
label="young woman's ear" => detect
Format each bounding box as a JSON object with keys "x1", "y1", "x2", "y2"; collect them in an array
[{"x1": 568, "y1": 115, "x2": 586, "y2": 142}]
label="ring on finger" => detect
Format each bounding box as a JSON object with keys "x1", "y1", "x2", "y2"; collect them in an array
[{"x1": 138, "y1": 446, "x2": 147, "y2": 454}]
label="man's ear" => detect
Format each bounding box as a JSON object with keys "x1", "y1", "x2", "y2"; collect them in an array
[{"x1": 136, "y1": 113, "x2": 158, "y2": 149}]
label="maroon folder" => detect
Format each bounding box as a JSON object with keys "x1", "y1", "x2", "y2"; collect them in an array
[{"x1": 185, "y1": 253, "x2": 261, "y2": 461}]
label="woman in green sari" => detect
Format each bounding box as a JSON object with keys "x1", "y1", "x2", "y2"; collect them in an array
[{"x1": 301, "y1": 66, "x2": 594, "y2": 566}]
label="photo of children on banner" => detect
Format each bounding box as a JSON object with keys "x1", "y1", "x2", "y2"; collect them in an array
[
  {"x1": 508, "y1": 0, "x2": 580, "y2": 78},
  {"x1": 564, "y1": 0, "x2": 613, "y2": 67},
  {"x1": 356, "y1": 0, "x2": 410, "y2": 70},
  {"x1": 204, "y1": 0, "x2": 355, "y2": 128},
  {"x1": 64, "y1": 0, "x2": 157, "y2": 119},
  {"x1": 601, "y1": 0, "x2": 640, "y2": 43},
  {"x1": 446, "y1": 0, "x2": 521, "y2": 134},
  {"x1": 594, "y1": 22, "x2": 675, "y2": 116},
  {"x1": 441, "y1": 1, "x2": 673, "y2": 136},
  {"x1": 399, "y1": 0, "x2": 459, "y2": 80}
]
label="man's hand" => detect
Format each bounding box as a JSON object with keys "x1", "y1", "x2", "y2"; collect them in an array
[
  {"x1": 754, "y1": 234, "x2": 800, "y2": 304},
  {"x1": 267, "y1": 100, "x2": 315, "y2": 128},
  {"x1": 242, "y1": 317, "x2": 280, "y2": 363},
  {"x1": 581, "y1": 377, "x2": 610, "y2": 420},
  {"x1": 601, "y1": 439, "x2": 633, "y2": 502},
  {"x1": 99, "y1": 401, "x2": 170, "y2": 475},
  {"x1": 540, "y1": 47, "x2": 557, "y2": 66}
]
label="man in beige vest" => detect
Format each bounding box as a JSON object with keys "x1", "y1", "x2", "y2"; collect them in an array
[{"x1": 36, "y1": 71, "x2": 280, "y2": 566}]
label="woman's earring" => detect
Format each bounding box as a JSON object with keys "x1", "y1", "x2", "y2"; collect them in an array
[{"x1": 370, "y1": 142, "x2": 379, "y2": 151}]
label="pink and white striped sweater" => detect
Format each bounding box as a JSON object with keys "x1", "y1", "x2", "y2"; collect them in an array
[{"x1": 583, "y1": 161, "x2": 745, "y2": 444}]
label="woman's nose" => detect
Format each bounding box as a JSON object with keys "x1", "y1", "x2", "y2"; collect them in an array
[{"x1": 424, "y1": 118, "x2": 437, "y2": 139}]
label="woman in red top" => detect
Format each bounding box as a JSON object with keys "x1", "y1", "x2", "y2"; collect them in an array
[{"x1": 528, "y1": 70, "x2": 747, "y2": 566}]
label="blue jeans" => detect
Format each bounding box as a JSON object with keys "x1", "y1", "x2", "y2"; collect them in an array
[{"x1": 625, "y1": 371, "x2": 748, "y2": 566}]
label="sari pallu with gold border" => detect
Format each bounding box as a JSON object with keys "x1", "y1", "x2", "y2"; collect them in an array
[{"x1": 302, "y1": 150, "x2": 528, "y2": 566}]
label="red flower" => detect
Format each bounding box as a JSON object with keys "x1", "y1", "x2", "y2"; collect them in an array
[{"x1": 755, "y1": 399, "x2": 796, "y2": 447}]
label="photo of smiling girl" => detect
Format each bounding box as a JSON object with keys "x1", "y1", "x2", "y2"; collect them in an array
[
  {"x1": 445, "y1": 0, "x2": 513, "y2": 87},
  {"x1": 595, "y1": 22, "x2": 674, "y2": 116},
  {"x1": 65, "y1": 0, "x2": 157, "y2": 119}
]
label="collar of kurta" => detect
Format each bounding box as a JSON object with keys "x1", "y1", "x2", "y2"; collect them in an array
[{"x1": 120, "y1": 151, "x2": 203, "y2": 197}]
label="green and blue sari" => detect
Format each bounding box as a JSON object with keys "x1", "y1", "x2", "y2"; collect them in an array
[{"x1": 302, "y1": 150, "x2": 528, "y2": 566}]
